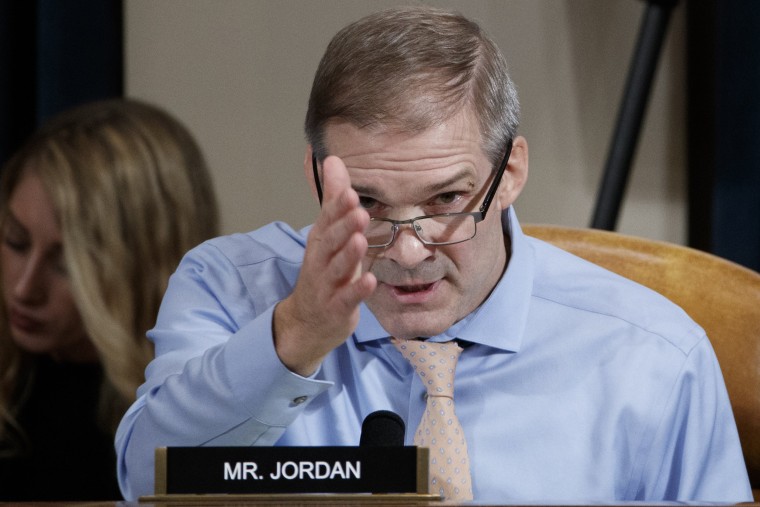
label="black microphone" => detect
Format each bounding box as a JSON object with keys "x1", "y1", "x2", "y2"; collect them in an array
[{"x1": 360, "y1": 410, "x2": 405, "y2": 447}]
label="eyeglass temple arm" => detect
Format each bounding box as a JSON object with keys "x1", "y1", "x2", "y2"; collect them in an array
[
  {"x1": 479, "y1": 139, "x2": 513, "y2": 215},
  {"x1": 312, "y1": 154, "x2": 324, "y2": 205}
]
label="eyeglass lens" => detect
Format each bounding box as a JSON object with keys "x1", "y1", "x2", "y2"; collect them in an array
[{"x1": 365, "y1": 214, "x2": 477, "y2": 247}]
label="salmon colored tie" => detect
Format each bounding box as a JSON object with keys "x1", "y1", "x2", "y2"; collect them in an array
[{"x1": 393, "y1": 338, "x2": 473, "y2": 501}]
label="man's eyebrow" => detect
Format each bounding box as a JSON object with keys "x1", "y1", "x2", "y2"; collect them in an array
[{"x1": 352, "y1": 168, "x2": 477, "y2": 197}]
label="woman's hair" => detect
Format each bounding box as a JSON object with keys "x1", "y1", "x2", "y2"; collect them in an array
[
  {"x1": 0, "y1": 98, "x2": 220, "y2": 449},
  {"x1": 304, "y1": 5, "x2": 520, "y2": 168}
]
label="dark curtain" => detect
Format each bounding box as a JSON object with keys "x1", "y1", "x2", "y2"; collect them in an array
[
  {"x1": 687, "y1": 0, "x2": 760, "y2": 271},
  {"x1": 0, "y1": 0, "x2": 123, "y2": 167}
]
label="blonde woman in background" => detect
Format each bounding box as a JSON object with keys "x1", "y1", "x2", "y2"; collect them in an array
[{"x1": 0, "y1": 98, "x2": 219, "y2": 500}]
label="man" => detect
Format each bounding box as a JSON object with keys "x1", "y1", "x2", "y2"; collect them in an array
[{"x1": 116, "y1": 6, "x2": 751, "y2": 502}]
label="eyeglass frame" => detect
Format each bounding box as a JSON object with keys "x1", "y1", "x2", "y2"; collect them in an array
[{"x1": 311, "y1": 138, "x2": 513, "y2": 248}]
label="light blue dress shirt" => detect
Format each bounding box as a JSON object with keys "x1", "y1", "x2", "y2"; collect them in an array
[{"x1": 116, "y1": 209, "x2": 752, "y2": 502}]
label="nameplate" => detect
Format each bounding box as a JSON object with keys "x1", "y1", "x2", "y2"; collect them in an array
[{"x1": 154, "y1": 446, "x2": 430, "y2": 495}]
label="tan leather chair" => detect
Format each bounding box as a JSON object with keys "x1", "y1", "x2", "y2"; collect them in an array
[{"x1": 523, "y1": 224, "x2": 760, "y2": 498}]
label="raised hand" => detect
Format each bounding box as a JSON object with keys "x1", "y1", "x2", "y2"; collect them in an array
[{"x1": 273, "y1": 155, "x2": 377, "y2": 376}]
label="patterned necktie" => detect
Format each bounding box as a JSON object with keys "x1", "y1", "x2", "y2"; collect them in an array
[{"x1": 392, "y1": 338, "x2": 473, "y2": 501}]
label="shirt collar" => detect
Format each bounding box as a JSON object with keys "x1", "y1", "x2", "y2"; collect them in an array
[{"x1": 354, "y1": 206, "x2": 534, "y2": 352}]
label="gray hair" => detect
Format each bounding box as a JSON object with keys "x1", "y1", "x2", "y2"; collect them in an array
[{"x1": 305, "y1": 5, "x2": 520, "y2": 168}]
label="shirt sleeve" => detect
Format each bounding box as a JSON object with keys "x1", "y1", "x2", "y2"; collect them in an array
[
  {"x1": 635, "y1": 336, "x2": 753, "y2": 501},
  {"x1": 115, "y1": 242, "x2": 332, "y2": 500}
]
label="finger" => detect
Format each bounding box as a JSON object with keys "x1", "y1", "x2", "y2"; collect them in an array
[
  {"x1": 321, "y1": 155, "x2": 353, "y2": 204},
  {"x1": 311, "y1": 157, "x2": 361, "y2": 239},
  {"x1": 328, "y1": 234, "x2": 377, "y2": 310},
  {"x1": 308, "y1": 190, "x2": 369, "y2": 271},
  {"x1": 323, "y1": 205, "x2": 369, "y2": 255},
  {"x1": 317, "y1": 157, "x2": 362, "y2": 233},
  {"x1": 336, "y1": 271, "x2": 377, "y2": 312},
  {"x1": 325, "y1": 231, "x2": 368, "y2": 286}
]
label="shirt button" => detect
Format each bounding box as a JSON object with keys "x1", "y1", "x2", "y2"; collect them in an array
[{"x1": 292, "y1": 395, "x2": 309, "y2": 405}]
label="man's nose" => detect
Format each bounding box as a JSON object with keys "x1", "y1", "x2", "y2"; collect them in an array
[{"x1": 383, "y1": 224, "x2": 433, "y2": 269}]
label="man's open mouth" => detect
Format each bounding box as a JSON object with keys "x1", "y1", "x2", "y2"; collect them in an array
[{"x1": 395, "y1": 283, "x2": 434, "y2": 293}]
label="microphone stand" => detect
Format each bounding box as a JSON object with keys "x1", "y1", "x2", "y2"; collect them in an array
[{"x1": 590, "y1": 0, "x2": 680, "y2": 231}]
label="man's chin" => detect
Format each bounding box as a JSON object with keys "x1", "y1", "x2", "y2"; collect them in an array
[{"x1": 372, "y1": 308, "x2": 455, "y2": 340}]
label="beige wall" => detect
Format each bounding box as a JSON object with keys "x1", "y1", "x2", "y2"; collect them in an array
[{"x1": 125, "y1": 0, "x2": 686, "y2": 243}]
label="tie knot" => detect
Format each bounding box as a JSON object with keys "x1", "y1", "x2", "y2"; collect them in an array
[{"x1": 392, "y1": 338, "x2": 462, "y2": 398}]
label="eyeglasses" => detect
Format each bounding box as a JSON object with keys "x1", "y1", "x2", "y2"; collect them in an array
[{"x1": 312, "y1": 138, "x2": 512, "y2": 248}]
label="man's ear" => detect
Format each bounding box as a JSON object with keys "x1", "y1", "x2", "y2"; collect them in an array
[
  {"x1": 495, "y1": 135, "x2": 529, "y2": 210},
  {"x1": 304, "y1": 145, "x2": 321, "y2": 203}
]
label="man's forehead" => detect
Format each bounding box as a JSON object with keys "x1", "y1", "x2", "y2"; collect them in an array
[
  {"x1": 350, "y1": 166, "x2": 478, "y2": 200},
  {"x1": 322, "y1": 109, "x2": 483, "y2": 158}
]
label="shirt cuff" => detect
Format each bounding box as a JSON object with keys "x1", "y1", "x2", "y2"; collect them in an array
[{"x1": 222, "y1": 304, "x2": 333, "y2": 428}]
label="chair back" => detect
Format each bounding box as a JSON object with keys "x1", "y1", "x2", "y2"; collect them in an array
[{"x1": 523, "y1": 224, "x2": 760, "y2": 493}]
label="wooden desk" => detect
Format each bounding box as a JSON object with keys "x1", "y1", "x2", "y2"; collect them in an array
[{"x1": 6, "y1": 502, "x2": 760, "y2": 507}]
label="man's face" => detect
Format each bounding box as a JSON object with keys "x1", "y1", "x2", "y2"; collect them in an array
[{"x1": 322, "y1": 110, "x2": 525, "y2": 339}]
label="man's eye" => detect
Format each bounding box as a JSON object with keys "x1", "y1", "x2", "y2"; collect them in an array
[
  {"x1": 435, "y1": 192, "x2": 460, "y2": 205},
  {"x1": 359, "y1": 196, "x2": 378, "y2": 210}
]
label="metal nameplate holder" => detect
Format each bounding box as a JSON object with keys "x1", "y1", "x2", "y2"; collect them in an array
[{"x1": 142, "y1": 446, "x2": 439, "y2": 503}]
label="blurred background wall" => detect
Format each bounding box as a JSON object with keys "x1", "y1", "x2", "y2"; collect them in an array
[{"x1": 123, "y1": 0, "x2": 687, "y2": 241}]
